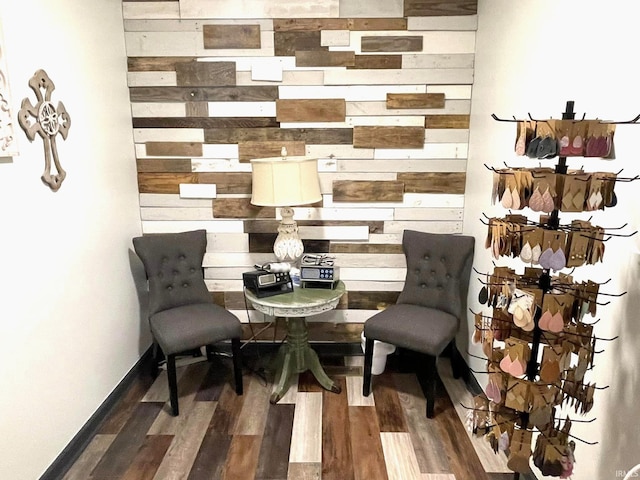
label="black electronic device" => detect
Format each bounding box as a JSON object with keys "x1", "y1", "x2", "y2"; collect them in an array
[
  {"x1": 300, "y1": 265, "x2": 339, "y2": 289},
  {"x1": 243, "y1": 269, "x2": 293, "y2": 297}
]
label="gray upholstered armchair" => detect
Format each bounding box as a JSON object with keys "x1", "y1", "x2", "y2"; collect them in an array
[
  {"x1": 362, "y1": 229, "x2": 474, "y2": 418},
  {"x1": 133, "y1": 229, "x2": 243, "y2": 416}
]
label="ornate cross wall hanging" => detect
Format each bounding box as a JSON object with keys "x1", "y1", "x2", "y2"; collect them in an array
[{"x1": 18, "y1": 69, "x2": 71, "y2": 191}]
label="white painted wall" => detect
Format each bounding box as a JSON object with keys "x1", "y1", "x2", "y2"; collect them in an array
[
  {"x1": 0, "y1": 1, "x2": 147, "y2": 479},
  {"x1": 466, "y1": 1, "x2": 640, "y2": 478}
]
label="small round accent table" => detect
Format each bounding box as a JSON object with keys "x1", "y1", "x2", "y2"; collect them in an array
[{"x1": 244, "y1": 281, "x2": 346, "y2": 403}]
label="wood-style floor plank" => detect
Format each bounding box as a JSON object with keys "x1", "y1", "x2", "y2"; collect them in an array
[
  {"x1": 346, "y1": 374, "x2": 375, "y2": 406},
  {"x1": 194, "y1": 356, "x2": 233, "y2": 402},
  {"x1": 208, "y1": 383, "x2": 245, "y2": 435},
  {"x1": 153, "y1": 401, "x2": 217, "y2": 480},
  {"x1": 234, "y1": 374, "x2": 271, "y2": 435},
  {"x1": 222, "y1": 435, "x2": 262, "y2": 480},
  {"x1": 62, "y1": 434, "x2": 116, "y2": 480},
  {"x1": 349, "y1": 406, "x2": 389, "y2": 480},
  {"x1": 394, "y1": 373, "x2": 451, "y2": 474},
  {"x1": 380, "y1": 432, "x2": 422, "y2": 480},
  {"x1": 186, "y1": 431, "x2": 231, "y2": 480},
  {"x1": 287, "y1": 462, "x2": 322, "y2": 480},
  {"x1": 289, "y1": 392, "x2": 323, "y2": 463},
  {"x1": 255, "y1": 403, "x2": 296, "y2": 480},
  {"x1": 322, "y1": 377, "x2": 355, "y2": 480},
  {"x1": 372, "y1": 372, "x2": 409, "y2": 432},
  {"x1": 90, "y1": 402, "x2": 164, "y2": 479},
  {"x1": 121, "y1": 434, "x2": 173, "y2": 480}
]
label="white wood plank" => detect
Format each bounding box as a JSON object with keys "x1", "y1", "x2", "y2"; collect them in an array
[
  {"x1": 205, "y1": 267, "x2": 257, "y2": 279},
  {"x1": 304, "y1": 308, "x2": 381, "y2": 324},
  {"x1": 365, "y1": 233, "x2": 402, "y2": 244},
  {"x1": 383, "y1": 220, "x2": 463, "y2": 234},
  {"x1": 289, "y1": 392, "x2": 323, "y2": 463},
  {"x1": 337, "y1": 159, "x2": 467, "y2": 173},
  {"x1": 318, "y1": 159, "x2": 338, "y2": 172},
  {"x1": 131, "y1": 103, "x2": 186, "y2": 118},
  {"x1": 140, "y1": 193, "x2": 211, "y2": 208},
  {"x1": 373, "y1": 144, "x2": 469, "y2": 159},
  {"x1": 199, "y1": 56, "x2": 295, "y2": 71},
  {"x1": 340, "y1": 267, "x2": 406, "y2": 281},
  {"x1": 401, "y1": 53, "x2": 475, "y2": 69},
  {"x1": 425, "y1": 129, "x2": 469, "y2": 143},
  {"x1": 330, "y1": 31, "x2": 476, "y2": 55},
  {"x1": 279, "y1": 122, "x2": 351, "y2": 129},
  {"x1": 346, "y1": 115, "x2": 425, "y2": 127},
  {"x1": 342, "y1": 281, "x2": 404, "y2": 293},
  {"x1": 179, "y1": 0, "x2": 339, "y2": 19},
  {"x1": 324, "y1": 193, "x2": 464, "y2": 208},
  {"x1": 127, "y1": 71, "x2": 177, "y2": 87},
  {"x1": 251, "y1": 61, "x2": 283, "y2": 82},
  {"x1": 426, "y1": 84, "x2": 473, "y2": 99},
  {"x1": 236, "y1": 71, "x2": 324, "y2": 86},
  {"x1": 339, "y1": 0, "x2": 403, "y2": 17},
  {"x1": 278, "y1": 85, "x2": 426, "y2": 101},
  {"x1": 325, "y1": 68, "x2": 474, "y2": 85},
  {"x1": 298, "y1": 225, "x2": 369, "y2": 240},
  {"x1": 141, "y1": 220, "x2": 244, "y2": 233},
  {"x1": 180, "y1": 184, "x2": 217, "y2": 199},
  {"x1": 323, "y1": 253, "x2": 406, "y2": 268},
  {"x1": 133, "y1": 128, "x2": 204, "y2": 143},
  {"x1": 233, "y1": 375, "x2": 271, "y2": 435},
  {"x1": 201, "y1": 144, "x2": 240, "y2": 158},
  {"x1": 380, "y1": 432, "x2": 422, "y2": 480},
  {"x1": 204, "y1": 253, "x2": 279, "y2": 267},
  {"x1": 290, "y1": 206, "x2": 395, "y2": 221},
  {"x1": 346, "y1": 375, "x2": 375, "y2": 407},
  {"x1": 346, "y1": 99, "x2": 471, "y2": 116},
  {"x1": 141, "y1": 207, "x2": 214, "y2": 221},
  {"x1": 321, "y1": 30, "x2": 350, "y2": 47},
  {"x1": 122, "y1": 2, "x2": 180, "y2": 20},
  {"x1": 205, "y1": 233, "x2": 249, "y2": 253},
  {"x1": 124, "y1": 19, "x2": 274, "y2": 32},
  {"x1": 205, "y1": 279, "x2": 244, "y2": 291},
  {"x1": 207, "y1": 101, "x2": 276, "y2": 117},
  {"x1": 393, "y1": 208, "x2": 463, "y2": 221},
  {"x1": 306, "y1": 145, "x2": 374, "y2": 159},
  {"x1": 408, "y1": 15, "x2": 478, "y2": 31},
  {"x1": 191, "y1": 158, "x2": 251, "y2": 172}
]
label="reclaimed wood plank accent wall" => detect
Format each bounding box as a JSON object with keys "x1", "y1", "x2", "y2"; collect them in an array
[{"x1": 123, "y1": 0, "x2": 477, "y2": 332}]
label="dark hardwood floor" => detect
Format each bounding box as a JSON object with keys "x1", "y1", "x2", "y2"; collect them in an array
[{"x1": 61, "y1": 346, "x2": 535, "y2": 480}]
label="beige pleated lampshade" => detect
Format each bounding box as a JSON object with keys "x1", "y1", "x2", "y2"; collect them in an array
[{"x1": 250, "y1": 155, "x2": 322, "y2": 207}]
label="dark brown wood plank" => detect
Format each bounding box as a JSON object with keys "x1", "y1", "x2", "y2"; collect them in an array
[
  {"x1": 350, "y1": 54, "x2": 402, "y2": 69},
  {"x1": 255, "y1": 404, "x2": 295, "y2": 480},
  {"x1": 372, "y1": 373, "x2": 408, "y2": 432},
  {"x1": 175, "y1": 61, "x2": 236, "y2": 87},
  {"x1": 361, "y1": 36, "x2": 423, "y2": 52},
  {"x1": 186, "y1": 102, "x2": 209, "y2": 117},
  {"x1": 276, "y1": 99, "x2": 346, "y2": 123},
  {"x1": 129, "y1": 86, "x2": 278, "y2": 102},
  {"x1": 223, "y1": 435, "x2": 262, "y2": 480},
  {"x1": 133, "y1": 117, "x2": 278, "y2": 128},
  {"x1": 208, "y1": 383, "x2": 246, "y2": 434},
  {"x1": 274, "y1": 31, "x2": 326, "y2": 56},
  {"x1": 248, "y1": 232, "x2": 278, "y2": 253},
  {"x1": 298, "y1": 370, "x2": 325, "y2": 392},
  {"x1": 425, "y1": 114, "x2": 470, "y2": 129},
  {"x1": 397, "y1": 172, "x2": 466, "y2": 194},
  {"x1": 121, "y1": 435, "x2": 173, "y2": 480},
  {"x1": 194, "y1": 356, "x2": 233, "y2": 402},
  {"x1": 244, "y1": 219, "x2": 384, "y2": 234},
  {"x1": 353, "y1": 126, "x2": 425, "y2": 149},
  {"x1": 322, "y1": 377, "x2": 355, "y2": 480},
  {"x1": 329, "y1": 243, "x2": 403, "y2": 254},
  {"x1": 137, "y1": 173, "x2": 198, "y2": 194},
  {"x1": 332, "y1": 180, "x2": 405, "y2": 203},
  {"x1": 213, "y1": 198, "x2": 276, "y2": 218},
  {"x1": 204, "y1": 127, "x2": 353, "y2": 145},
  {"x1": 90, "y1": 402, "x2": 164, "y2": 479},
  {"x1": 238, "y1": 140, "x2": 306, "y2": 162},
  {"x1": 273, "y1": 18, "x2": 349, "y2": 31},
  {"x1": 127, "y1": 56, "x2": 195, "y2": 72},
  {"x1": 349, "y1": 406, "x2": 389, "y2": 480},
  {"x1": 387, "y1": 93, "x2": 445, "y2": 109},
  {"x1": 404, "y1": 0, "x2": 478, "y2": 16},
  {"x1": 145, "y1": 142, "x2": 203, "y2": 157},
  {"x1": 296, "y1": 50, "x2": 356, "y2": 67},
  {"x1": 136, "y1": 158, "x2": 192, "y2": 173},
  {"x1": 187, "y1": 431, "x2": 232, "y2": 480},
  {"x1": 348, "y1": 18, "x2": 408, "y2": 30},
  {"x1": 198, "y1": 172, "x2": 252, "y2": 194},
  {"x1": 347, "y1": 291, "x2": 400, "y2": 310},
  {"x1": 203, "y1": 24, "x2": 262, "y2": 49}
]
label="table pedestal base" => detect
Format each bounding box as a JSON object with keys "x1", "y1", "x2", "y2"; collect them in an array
[{"x1": 269, "y1": 317, "x2": 341, "y2": 404}]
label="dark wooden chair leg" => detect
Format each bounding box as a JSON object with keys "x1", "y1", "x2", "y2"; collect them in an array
[
  {"x1": 205, "y1": 344, "x2": 214, "y2": 361},
  {"x1": 450, "y1": 340, "x2": 463, "y2": 379},
  {"x1": 151, "y1": 342, "x2": 161, "y2": 376},
  {"x1": 362, "y1": 337, "x2": 374, "y2": 396},
  {"x1": 424, "y1": 354, "x2": 437, "y2": 418},
  {"x1": 231, "y1": 338, "x2": 243, "y2": 395},
  {"x1": 167, "y1": 354, "x2": 179, "y2": 416}
]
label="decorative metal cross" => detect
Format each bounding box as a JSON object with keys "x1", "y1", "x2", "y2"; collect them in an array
[{"x1": 18, "y1": 69, "x2": 71, "y2": 191}]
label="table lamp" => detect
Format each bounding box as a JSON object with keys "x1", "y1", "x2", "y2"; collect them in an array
[{"x1": 250, "y1": 148, "x2": 322, "y2": 264}]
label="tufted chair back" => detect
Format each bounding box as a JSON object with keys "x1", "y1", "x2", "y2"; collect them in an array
[
  {"x1": 397, "y1": 229, "x2": 475, "y2": 322},
  {"x1": 133, "y1": 229, "x2": 211, "y2": 316}
]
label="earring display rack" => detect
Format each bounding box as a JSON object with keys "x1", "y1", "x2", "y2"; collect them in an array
[{"x1": 469, "y1": 101, "x2": 638, "y2": 479}]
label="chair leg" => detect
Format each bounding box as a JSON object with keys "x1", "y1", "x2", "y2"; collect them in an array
[
  {"x1": 449, "y1": 340, "x2": 463, "y2": 380},
  {"x1": 166, "y1": 354, "x2": 179, "y2": 416},
  {"x1": 231, "y1": 338, "x2": 243, "y2": 396},
  {"x1": 151, "y1": 342, "x2": 161, "y2": 376},
  {"x1": 424, "y1": 354, "x2": 437, "y2": 418},
  {"x1": 362, "y1": 337, "x2": 374, "y2": 396}
]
